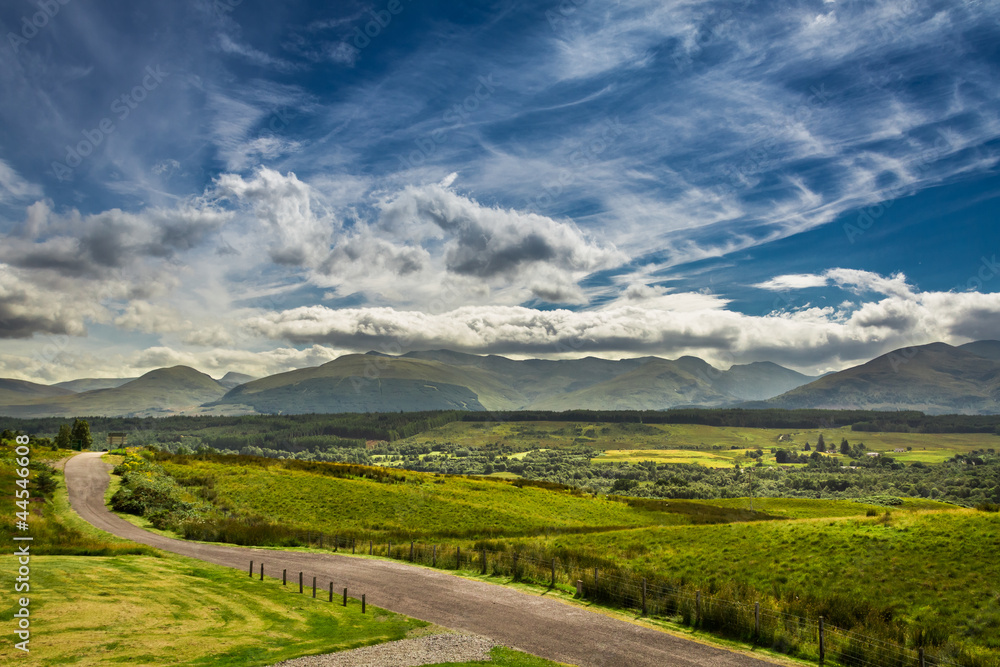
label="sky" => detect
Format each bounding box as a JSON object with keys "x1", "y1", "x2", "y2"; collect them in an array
[{"x1": 1, "y1": 0, "x2": 999, "y2": 383}]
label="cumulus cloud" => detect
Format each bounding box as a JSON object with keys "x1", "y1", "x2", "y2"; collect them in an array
[
  {"x1": 245, "y1": 270, "x2": 1000, "y2": 373},
  {"x1": 214, "y1": 168, "x2": 334, "y2": 267}
]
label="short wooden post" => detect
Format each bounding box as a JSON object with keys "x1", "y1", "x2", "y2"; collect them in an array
[
  {"x1": 818, "y1": 616, "x2": 825, "y2": 665},
  {"x1": 249, "y1": 560, "x2": 253, "y2": 577},
  {"x1": 299, "y1": 571, "x2": 303, "y2": 594},
  {"x1": 432, "y1": 545, "x2": 437, "y2": 567},
  {"x1": 550, "y1": 558, "x2": 556, "y2": 587},
  {"x1": 481, "y1": 548, "x2": 487, "y2": 574},
  {"x1": 329, "y1": 581, "x2": 333, "y2": 602},
  {"x1": 361, "y1": 594, "x2": 366, "y2": 613},
  {"x1": 696, "y1": 590, "x2": 701, "y2": 621},
  {"x1": 410, "y1": 541, "x2": 414, "y2": 562},
  {"x1": 388, "y1": 541, "x2": 391, "y2": 558},
  {"x1": 456, "y1": 546, "x2": 461, "y2": 569},
  {"x1": 343, "y1": 587, "x2": 348, "y2": 607},
  {"x1": 352, "y1": 538, "x2": 356, "y2": 554},
  {"x1": 260, "y1": 562, "x2": 264, "y2": 580},
  {"x1": 282, "y1": 569, "x2": 287, "y2": 586},
  {"x1": 576, "y1": 579, "x2": 583, "y2": 597},
  {"x1": 594, "y1": 567, "x2": 599, "y2": 590},
  {"x1": 642, "y1": 578, "x2": 647, "y2": 615},
  {"x1": 755, "y1": 601, "x2": 760, "y2": 636},
  {"x1": 312, "y1": 576, "x2": 317, "y2": 598},
  {"x1": 369, "y1": 540, "x2": 373, "y2": 555},
  {"x1": 334, "y1": 534, "x2": 338, "y2": 552},
  {"x1": 512, "y1": 553, "x2": 518, "y2": 581},
  {"x1": 919, "y1": 647, "x2": 925, "y2": 667},
  {"x1": 319, "y1": 534, "x2": 323, "y2": 548}
]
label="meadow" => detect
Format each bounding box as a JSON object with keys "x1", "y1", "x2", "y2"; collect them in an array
[
  {"x1": 0, "y1": 441, "x2": 556, "y2": 666},
  {"x1": 112, "y1": 449, "x2": 1000, "y2": 663}
]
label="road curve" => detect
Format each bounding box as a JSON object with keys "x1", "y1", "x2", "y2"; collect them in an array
[{"x1": 66, "y1": 452, "x2": 778, "y2": 667}]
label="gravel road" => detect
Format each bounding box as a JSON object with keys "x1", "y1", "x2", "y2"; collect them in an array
[
  {"x1": 270, "y1": 633, "x2": 496, "y2": 667},
  {"x1": 65, "y1": 452, "x2": 780, "y2": 667}
]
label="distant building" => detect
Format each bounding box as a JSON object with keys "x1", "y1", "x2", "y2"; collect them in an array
[
  {"x1": 893, "y1": 448, "x2": 906, "y2": 453},
  {"x1": 108, "y1": 432, "x2": 127, "y2": 447},
  {"x1": 866, "y1": 451, "x2": 881, "y2": 457}
]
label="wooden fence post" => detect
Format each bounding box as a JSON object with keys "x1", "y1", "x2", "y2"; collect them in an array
[
  {"x1": 481, "y1": 547, "x2": 487, "y2": 574},
  {"x1": 919, "y1": 647, "x2": 925, "y2": 667},
  {"x1": 696, "y1": 590, "x2": 701, "y2": 621},
  {"x1": 319, "y1": 534, "x2": 323, "y2": 548},
  {"x1": 352, "y1": 538, "x2": 355, "y2": 554},
  {"x1": 312, "y1": 576, "x2": 317, "y2": 598},
  {"x1": 361, "y1": 594, "x2": 366, "y2": 614},
  {"x1": 249, "y1": 560, "x2": 253, "y2": 577},
  {"x1": 388, "y1": 541, "x2": 391, "y2": 558},
  {"x1": 343, "y1": 587, "x2": 348, "y2": 607},
  {"x1": 642, "y1": 578, "x2": 647, "y2": 615},
  {"x1": 282, "y1": 569, "x2": 286, "y2": 586},
  {"x1": 299, "y1": 572, "x2": 303, "y2": 594},
  {"x1": 755, "y1": 602, "x2": 760, "y2": 637},
  {"x1": 432, "y1": 545, "x2": 437, "y2": 567},
  {"x1": 818, "y1": 616, "x2": 825, "y2": 665},
  {"x1": 410, "y1": 541, "x2": 414, "y2": 562},
  {"x1": 328, "y1": 581, "x2": 333, "y2": 602},
  {"x1": 550, "y1": 558, "x2": 556, "y2": 587},
  {"x1": 456, "y1": 546, "x2": 461, "y2": 569},
  {"x1": 260, "y1": 563, "x2": 264, "y2": 580},
  {"x1": 594, "y1": 567, "x2": 598, "y2": 590},
  {"x1": 576, "y1": 580, "x2": 583, "y2": 598},
  {"x1": 369, "y1": 540, "x2": 373, "y2": 555},
  {"x1": 512, "y1": 553, "x2": 518, "y2": 581}
]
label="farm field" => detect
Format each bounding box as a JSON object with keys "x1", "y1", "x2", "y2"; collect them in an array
[{"x1": 396, "y1": 420, "x2": 999, "y2": 466}]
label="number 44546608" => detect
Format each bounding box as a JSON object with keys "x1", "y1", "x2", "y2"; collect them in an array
[{"x1": 14, "y1": 435, "x2": 31, "y2": 523}]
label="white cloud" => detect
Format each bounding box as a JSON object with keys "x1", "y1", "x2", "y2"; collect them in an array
[{"x1": 0, "y1": 159, "x2": 42, "y2": 204}]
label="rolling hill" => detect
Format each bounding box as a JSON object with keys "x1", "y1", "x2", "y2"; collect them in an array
[
  {"x1": 0, "y1": 366, "x2": 229, "y2": 418},
  {"x1": 764, "y1": 342, "x2": 1000, "y2": 414},
  {"x1": 5, "y1": 342, "x2": 1000, "y2": 416}
]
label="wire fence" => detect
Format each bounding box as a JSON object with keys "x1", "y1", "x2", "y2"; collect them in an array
[{"x1": 264, "y1": 529, "x2": 984, "y2": 667}]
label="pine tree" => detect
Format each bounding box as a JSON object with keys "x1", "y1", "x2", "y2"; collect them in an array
[
  {"x1": 840, "y1": 438, "x2": 850, "y2": 456},
  {"x1": 70, "y1": 419, "x2": 93, "y2": 451},
  {"x1": 55, "y1": 423, "x2": 72, "y2": 450},
  {"x1": 816, "y1": 434, "x2": 827, "y2": 452}
]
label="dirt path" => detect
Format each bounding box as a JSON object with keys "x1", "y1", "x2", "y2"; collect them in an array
[{"x1": 65, "y1": 452, "x2": 780, "y2": 667}]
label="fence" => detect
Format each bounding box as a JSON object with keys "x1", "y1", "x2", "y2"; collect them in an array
[{"x1": 246, "y1": 530, "x2": 976, "y2": 667}]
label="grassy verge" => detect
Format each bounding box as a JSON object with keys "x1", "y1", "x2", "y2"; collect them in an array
[{"x1": 0, "y1": 554, "x2": 427, "y2": 666}]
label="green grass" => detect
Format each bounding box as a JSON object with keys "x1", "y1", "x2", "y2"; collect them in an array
[
  {"x1": 0, "y1": 554, "x2": 427, "y2": 666},
  {"x1": 527, "y1": 510, "x2": 1000, "y2": 649},
  {"x1": 157, "y1": 455, "x2": 782, "y2": 540},
  {"x1": 137, "y1": 451, "x2": 1000, "y2": 662}
]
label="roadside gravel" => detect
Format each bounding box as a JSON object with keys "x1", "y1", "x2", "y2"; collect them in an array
[{"x1": 269, "y1": 633, "x2": 498, "y2": 666}]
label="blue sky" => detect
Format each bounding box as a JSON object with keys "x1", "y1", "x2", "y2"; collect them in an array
[{"x1": 1, "y1": 0, "x2": 999, "y2": 382}]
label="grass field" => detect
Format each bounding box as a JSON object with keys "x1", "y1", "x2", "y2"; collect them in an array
[
  {"x1": 128, "y1": 451, "x2": 1000, "y2": 662},
  {"x1": 524, "y1": 509, "x2": 1000, "y2": 652},
  {"x1": 158, "y1": 456, "x2": 797, "y2": 539},
  {"x1": 398, "y1": 421, "x2": 999, "y2": 465},
  {"x1": 0, "y1": 554, "x2": 428, "y2": 666}
]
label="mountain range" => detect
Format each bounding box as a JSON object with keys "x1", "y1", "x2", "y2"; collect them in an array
[{"x1": 1, "y1": 341, "x2": 999, "y2": 418}]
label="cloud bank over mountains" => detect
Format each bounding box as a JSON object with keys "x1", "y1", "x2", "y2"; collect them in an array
[{"x1": 0, "y1": 0, "x2": 998, "y2": 383}]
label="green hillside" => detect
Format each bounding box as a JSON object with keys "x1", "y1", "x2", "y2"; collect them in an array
[
  {"x1": 768, "y1": 343, "x2": 1000, "y2": 414},
  {"x1": 0, "y1": 366, "x2": 228, "y2": 418},
  {"x1": 215, "y1": 354, "x2": 526, "y2": 412}
]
